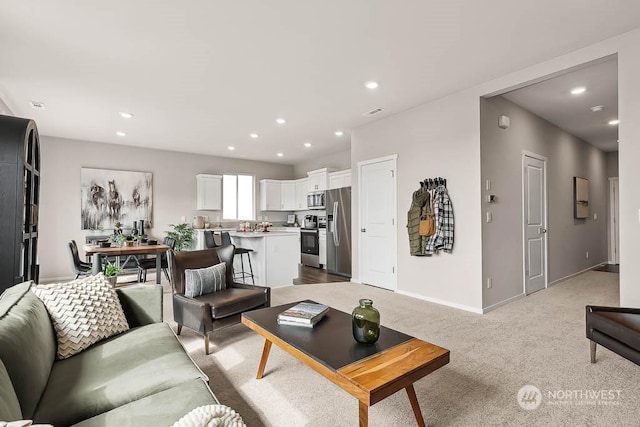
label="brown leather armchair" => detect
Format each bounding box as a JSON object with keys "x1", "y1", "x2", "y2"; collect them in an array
[{"x1": 168, "y1": 245, "x2": 270, "y2": 354}]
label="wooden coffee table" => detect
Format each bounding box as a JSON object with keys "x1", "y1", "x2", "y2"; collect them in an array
[{"x1": 242, "y1": 301, "x2": 450, "y2": 426}]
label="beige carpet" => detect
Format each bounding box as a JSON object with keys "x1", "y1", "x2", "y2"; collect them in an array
[{"x1": 160, "y1": 271, "x2": 639, "y2": 426}]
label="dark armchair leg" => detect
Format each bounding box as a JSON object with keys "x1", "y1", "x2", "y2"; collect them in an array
[
  {"x1": 590, "y1": 340, "x2": 597, "y2": 363},
  {"x1": 176, "y1": 324, "x2": 182, "y2": 335},
  {"x1": 205, "y1": 334, "x2": 210, "y2": 355}
]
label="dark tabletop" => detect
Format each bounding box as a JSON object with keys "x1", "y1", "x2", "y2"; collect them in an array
[{"x1": 242, "y1": 300, "x2": 413, "y2": 371}]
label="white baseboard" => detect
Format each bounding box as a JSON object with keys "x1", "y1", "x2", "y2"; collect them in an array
[
  {"x1": 548, "y1": 262, "x2": 607, "y2": 287},
  {"x1": 350, "y1": 277, "x2": 361, "y2": 284},
  {"x1": 395, "y1": 289, "x2": 483, "y2": 314},
  {"x1": 482, "y1": 293, "x2": 525, "y2": 314}
]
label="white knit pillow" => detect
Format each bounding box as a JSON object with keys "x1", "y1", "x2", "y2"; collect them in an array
[
  {"x1": 171, "y1": 405, "x2": 246, "y2": 427},
  {"x1": 32, "y1": 274, "x2": 129, "y2": 359}
]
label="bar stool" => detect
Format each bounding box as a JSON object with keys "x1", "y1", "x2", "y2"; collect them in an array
[{"x1": 221, "y1": 232, "x2": 255, "y2": 284}]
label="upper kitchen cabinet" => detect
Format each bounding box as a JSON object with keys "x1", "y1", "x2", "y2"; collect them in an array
[
  {"x1": 328, "y1": 169, "x2": 352, "y2": 189},
  {"x1": 281, "y1": 181, "x2": 296, "y2": 210},
  {"x1": 294, "y1": 178, "x2": 309, "y2": 210},
  {"x1": 259, "y1": 179, "x2": 282, "y2": 211},
  {"x1": 308, "y1": 168, "x2": 333, "y2": 191},
  {"x1": 196, "y1": 174, "x2": 222, "y2": 210}
]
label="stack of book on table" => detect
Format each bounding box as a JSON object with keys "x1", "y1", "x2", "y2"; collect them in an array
[{"x1": 277, "y1": 302, "x2": 330, "y2": 328}]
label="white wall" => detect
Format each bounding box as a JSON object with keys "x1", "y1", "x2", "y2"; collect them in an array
[
  {"x1": 617, "y1": 32, "x2": 640, "y2": 306},
  {"x1": 352, "y1": 89, "x2": 484, "y2": 312},
  {"x1": 293, "y1": 148, "x2": 351, "y2": 179},
  {"x1": 40, "y1": 136, "x2": 293, "y2": 281},
  {"x1": 352, "y1": 28, "x2": 640, "y2": 311}
]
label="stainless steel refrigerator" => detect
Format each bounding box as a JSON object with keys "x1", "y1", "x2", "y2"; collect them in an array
[{"x1": 326, "y1": 187, "x2": 352, "y2": 277}]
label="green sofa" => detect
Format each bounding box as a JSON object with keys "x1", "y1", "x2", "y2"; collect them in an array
[{"x1": 0, "y1": 281, "x2": 219, "y2": 426}]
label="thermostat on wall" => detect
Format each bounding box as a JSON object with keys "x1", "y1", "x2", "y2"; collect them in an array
[{"x1": 498, "y1": 115, "x2": 510, "y2": 129}]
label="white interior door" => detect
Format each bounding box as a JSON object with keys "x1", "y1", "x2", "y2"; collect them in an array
[
  {"x1": 522, "y1": 153, "x2": 547, "y2": 295},
  {"x1": 609, "y1": 178, "x2": 620, "y2": 264},
  {"x1": 358, "y1": 155, "x2": 397, "y2": 291}
]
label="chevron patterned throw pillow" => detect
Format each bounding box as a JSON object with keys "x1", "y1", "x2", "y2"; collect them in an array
[{"x1": 32, "y1": 273, "x2": 129, "y2": 359}]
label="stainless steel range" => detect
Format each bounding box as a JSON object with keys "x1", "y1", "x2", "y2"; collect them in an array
[{"x1": 300, "y1": 215, "x2": 325, "y2": 268}]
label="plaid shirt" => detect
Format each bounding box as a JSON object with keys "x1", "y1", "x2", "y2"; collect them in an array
[{"x1": 425, "y1": 185, "x2": 454, "y2": 254}]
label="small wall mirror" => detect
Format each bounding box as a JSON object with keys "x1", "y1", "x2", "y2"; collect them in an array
[{"x1": 574, "y1": 177, "x2": 589, "y2": 219}]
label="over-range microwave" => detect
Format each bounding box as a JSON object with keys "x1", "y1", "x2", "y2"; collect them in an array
[{"x1": 307, "y1": 191, "x2": 325, "y2": 210}]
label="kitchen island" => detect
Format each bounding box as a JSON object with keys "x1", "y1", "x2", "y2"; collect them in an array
[{"x1": 228, "y1": 231, "x2": 299, "y2": 288}]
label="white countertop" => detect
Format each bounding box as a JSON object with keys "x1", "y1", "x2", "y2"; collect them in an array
[{"x1": 228, "y1": 231, "x2": 298, "y2": 238}]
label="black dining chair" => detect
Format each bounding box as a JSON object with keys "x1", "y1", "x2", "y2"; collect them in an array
[
  {"x1": 136, "y1": 237, "x2": 175, "y2": 283},
  {"x1": 68, "y1": 240, "x2": 92, "y2": 279},
  {"x1": 220, "y1": 232, "x2": 255, "y2": 284},
  {"x1": 204, "y1": 230, "x2": 218, "y2": 248},
  {"x1": 220, "y1": 231, "x2": 232, "y2": 247}
]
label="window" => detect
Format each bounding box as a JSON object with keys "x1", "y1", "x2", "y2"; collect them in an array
[{"x1": 223, "y1": 174, "x2": 255, "y2": 220}]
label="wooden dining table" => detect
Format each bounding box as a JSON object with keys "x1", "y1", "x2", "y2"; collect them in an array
[{"x1": 83, "y1": 244, "x2": 171, "y2": 285}]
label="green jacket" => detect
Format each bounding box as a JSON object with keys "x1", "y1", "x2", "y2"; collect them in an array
[{"x1": 407, "y1": 188, "x2": 429, "y2": 255}]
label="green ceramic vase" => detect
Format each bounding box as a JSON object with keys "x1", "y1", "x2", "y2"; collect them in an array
[{"x1": 352, "y1": 299, "x2": 380, "y2": 344}]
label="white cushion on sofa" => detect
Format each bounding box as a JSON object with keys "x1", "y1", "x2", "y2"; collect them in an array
[
  {"x1": 171, "y1": 405, "x2": 245, "y2": 427},
  {"x1": 31, "y1": 274, "x2": 129, "y2": 359}
]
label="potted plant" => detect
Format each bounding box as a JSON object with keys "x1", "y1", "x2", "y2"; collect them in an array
[
  {"x1": 110, "y1": 233, "x2": 127, "y2": 247},
  {"x1": 166, "y1": 223, "x2": 194, "y2": 251},
  {"x1": 103, "y1": 262, "x2": 123, "y2": 287}
]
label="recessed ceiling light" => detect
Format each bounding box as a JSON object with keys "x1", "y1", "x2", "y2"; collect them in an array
[
  {"x1": 119, "y1": 111, "x2": 134, "y2": 119},
  {"x1": 364, "y1": 81, "x2": 379, "y2": 89},
  {"x1": 335, "y1": 130, "x2": 344, "y2": 137},
  {"x1": 227, "y1": 146, "x2": 235, "y2": 151},
  {"x1": 29, "y1": 101, "x2": 45, "y2": 110},
  {"x1": 570, "y1": 86, "x2": 586, "y2": 95},
  {"x1": 277, "y1": 152, "x2": 284, "y2": 157},
  {"x1": 250, "y1": 133, "x2": 259, "y2": 139},
  {"x1": 304, "y1": 142, "x2": 312, "y2": 148},
  {"x1": 115, "y1": 131, "x2": 126, "y2": 137},
  {"x1": 590, "y1": 105, "x2": 603, "y2": 112},
  {"x1": 608, "y1": 119, "x2": 620, "y2": 125},
  {"x1": 275, "y1": 118, "x2": 286, "y2": 125}
]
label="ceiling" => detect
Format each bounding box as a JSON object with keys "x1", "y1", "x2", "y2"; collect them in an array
[
  {"x1": 502, "y1": 57, "x2": 619, "y2": 151},
  {"x1": 0, "y1": 2, "x2": 639, "y2": 164}
]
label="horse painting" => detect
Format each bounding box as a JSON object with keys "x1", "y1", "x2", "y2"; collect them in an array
[
  {"x1": 107, "y1": 180, "x2": 122, "y2": 219},
  {"x1": 81, "y1": 168, "x2": 153, "y2": 230}
]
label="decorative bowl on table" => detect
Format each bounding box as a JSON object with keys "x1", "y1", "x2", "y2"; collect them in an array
[
  {"x1": 147, "y1": 239, "x2": 158, "y2": 245},
  {"x1": 98, "y1": 241, "x2": 111, "y2": 248}
]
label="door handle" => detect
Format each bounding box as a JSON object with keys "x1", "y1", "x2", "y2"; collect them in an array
[
  {"x1": 539, "y1": 228, "x2": 547, "y2": 234},
  {"x1": 361, "y1": 228, "x2": 366, "y2": 232},
  {"x1": 333, "y1": 201, "x2": 339, "y2": 246}
]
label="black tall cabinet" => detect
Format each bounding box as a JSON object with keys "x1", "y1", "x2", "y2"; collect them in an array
[{"x1": 0, "y1": 115, "x2": 40, "y2": 293}]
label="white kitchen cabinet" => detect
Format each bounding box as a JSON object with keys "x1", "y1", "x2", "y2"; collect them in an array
[
  {"x1": 294, "y1": 178, "x2": 309, "y2": 210},
  {"x1": 308, "y1": 168, "x2": 331, "y2": 191},
  {"x1": 281, "y1": 181, "x2": 296, "y2": 210},
  {"x1": 196, "y1": 174, "x2": 222, "y2": 210},
  {"x1": 328, "y1": 169, "x2": 352, "y2": 189},
  {"x1": 259, "y1": 180, "x2": 282, "y2": 211},
  {"x1": 319, "y1": 229, "x2": 327, "y2": 269}
]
